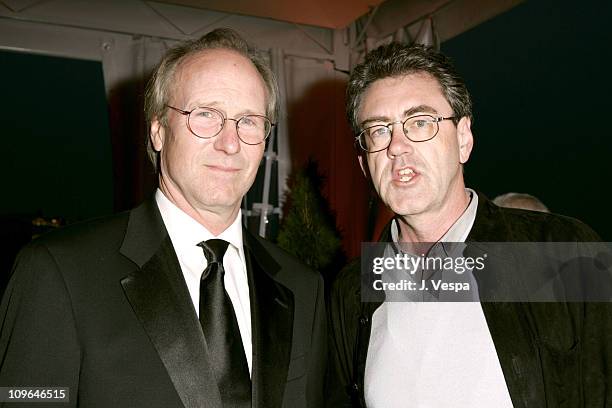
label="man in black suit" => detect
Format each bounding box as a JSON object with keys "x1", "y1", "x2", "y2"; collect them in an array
[
  {"x1": 0, "y1": 28, "x2": 325, "y2": 407},
  {"x1": 327, "y1": 42, "x2": 611, "y2": 407}
]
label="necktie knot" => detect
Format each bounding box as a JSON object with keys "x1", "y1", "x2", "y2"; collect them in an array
[{"x1": 198, "y1": 239, "x2": 229, "y2": 264}]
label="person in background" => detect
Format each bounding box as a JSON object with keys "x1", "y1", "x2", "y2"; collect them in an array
[{"x1": 493, "y1": 192, "x2": 549, "y2": 212}]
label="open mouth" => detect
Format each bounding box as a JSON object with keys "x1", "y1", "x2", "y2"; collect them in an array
[{"x1": 398, "y1": 167, "x2": 416, "y2": 182}]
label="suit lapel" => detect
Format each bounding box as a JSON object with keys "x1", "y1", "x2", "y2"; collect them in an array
[
  {"x1": 119, "y1": 199, "x2": 222, "y2": 408},
  {"x1": 244, "y1": 230, "x2": 294, "y2": 408}
]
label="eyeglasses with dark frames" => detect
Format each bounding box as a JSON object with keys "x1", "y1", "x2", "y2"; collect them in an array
[
  {"x1": 166, "y1": 105, "x2": 273, "y2": 145},
  {"x1": 356, "y1": 114, "x2": 456, "y2": 153}
]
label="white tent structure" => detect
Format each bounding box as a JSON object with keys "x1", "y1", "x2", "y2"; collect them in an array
[{"x1": 0, "y1": 0, "x2": 523, "y2": 237}]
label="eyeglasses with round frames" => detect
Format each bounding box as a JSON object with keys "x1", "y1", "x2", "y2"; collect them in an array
[
  {"x1": 356, "y1": 114, "x2": 456, "y2": 153},
  {"x1": 166, "y1": 105, "x2": 273, "y2": 145}
]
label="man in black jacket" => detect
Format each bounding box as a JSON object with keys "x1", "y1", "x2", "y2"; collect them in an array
[
  {"x1": 327, "y1": 42, "x2": 611, "y2": 407},
  {"x1": 0, "y1": 28, "x2": 326, "y2": 408}
]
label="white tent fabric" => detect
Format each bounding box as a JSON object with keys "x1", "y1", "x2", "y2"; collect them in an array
[{"x1": 414, "y1": 17, "x2": 439, "y2": 49}]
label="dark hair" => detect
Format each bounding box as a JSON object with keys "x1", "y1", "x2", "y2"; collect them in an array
[
  {"x1": 144, "y1": 28, "x2": 278, "y2": 170},
  {"x1": 346, "y1": 42, "x2": 472, "y2": 135}
]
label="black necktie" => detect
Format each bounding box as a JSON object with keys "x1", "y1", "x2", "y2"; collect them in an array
[{"x1": 198, "y1": 239, "x2": 251, "y2": 407}]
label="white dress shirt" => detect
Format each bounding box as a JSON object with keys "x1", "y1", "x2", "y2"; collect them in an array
[
  {"x1": 155, "y1": 189, "x2": 252, "y2": 374},
  {"x1": 365, "y1": 189, "x2": 514, "y2": 407}
]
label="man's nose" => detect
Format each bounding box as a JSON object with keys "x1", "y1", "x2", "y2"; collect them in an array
[
  {"x1": 387, "y1": 122, "x2": 414, "y2": 158},
  {"x1": 213, "y1": 118, "x2": 241, "y2": 154}
]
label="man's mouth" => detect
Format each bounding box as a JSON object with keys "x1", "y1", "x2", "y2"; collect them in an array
[
  {"x1": 397, "y1": 167, "x2": 416, "y2": 182},
  {"x1": 206, "y1": 164, "x2": 240, "y2": 173}
]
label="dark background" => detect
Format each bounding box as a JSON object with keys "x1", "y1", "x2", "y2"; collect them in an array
[
  {"x1": 442, "y1": 0, "x2": 611, "y2": 239},
  {"x1": 0, "y1": 51, "x2": 113, "y2": 222},
  {"x1": 0, "y1": 51, "x2": 113, "y2": 287}
]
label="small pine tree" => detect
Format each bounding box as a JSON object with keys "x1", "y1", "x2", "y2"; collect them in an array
[{"x1": 277, "y1": 159, "x2": 342, "y2": 273}]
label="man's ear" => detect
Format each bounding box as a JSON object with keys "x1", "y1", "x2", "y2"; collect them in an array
[
  {"x1": 357, "y1": 154, "x2": 368, "y2": 178},
  {"x1": 357, "y1": 153, "x2": 378, "y2": 192},
  {"x1": 456, "y1": 116, "x2": 474, "y2": 164},
  {"x1": 150, "y1": 117, "x2": 165, "y2": 152}
]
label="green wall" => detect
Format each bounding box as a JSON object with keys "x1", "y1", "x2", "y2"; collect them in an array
[
  {"x1": 1, "y1": 51, "x2": 113, "y2": 222},
  {"x1": 443, "y1": 0, "x2": 611, "y2": 239}
]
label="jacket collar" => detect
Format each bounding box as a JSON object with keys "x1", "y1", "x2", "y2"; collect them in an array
[
  {"x1": 467, "y1": 191, "x2": 513, "y2": 242},
  {"x1": 119, "y1": 198, "x2": 294, "y2": 408},
  {"x1": 120, "y1": 198, "x2": 222, "y2": 408},
  {"x1": 119, "y1": 197, "x2": 167, "y2": 268},
  {"x1": 243, "y1": 229, "x2": 294, "y2": 408}
]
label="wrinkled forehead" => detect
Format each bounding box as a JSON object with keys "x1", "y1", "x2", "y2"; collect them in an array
[
  {"x1": 358, "y1": 72, "x2": 449, "y2": 122},
  {"x1": 169, "y1": 48, "x2": 268, "y2": 105}
]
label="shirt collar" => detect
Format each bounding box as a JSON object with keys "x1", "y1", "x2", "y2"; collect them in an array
[
  {"x1": 391, "y1": 188, "x2": 478, "y2": 244},
  {"x1": 155, "y1": 189, "x2": 244, "y2": 257}
]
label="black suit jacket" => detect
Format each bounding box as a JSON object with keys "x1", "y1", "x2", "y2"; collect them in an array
[
  {"x1": 0, "y1": 199, "x2": 326, "y2": 407},
  {"x1": 327, "y1": 192, "x2": 611, "y2": 407}
]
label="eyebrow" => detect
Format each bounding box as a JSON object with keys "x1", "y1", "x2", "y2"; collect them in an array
[
  {"x1": 190, "y1": 101, "x2": 265, "y2": 117},
  {"x1": 360, "y1": 104, "x2": 440, "y2": 127},
  {"x1": 403, "y1": 105, "x2": 438, "y2": 117}
]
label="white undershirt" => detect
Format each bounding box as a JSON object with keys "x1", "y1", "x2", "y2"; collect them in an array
[
  {"x1": 365, "y1": 189, "x2": 514, "y2": 407},
  {"x1": 155, "y1": 189, "x2": 252, "y2": 374}
]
